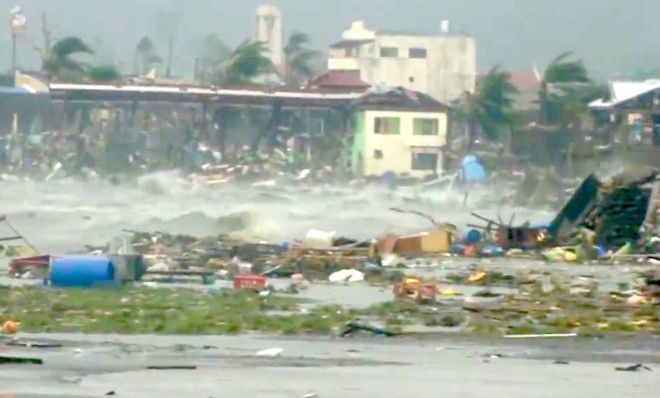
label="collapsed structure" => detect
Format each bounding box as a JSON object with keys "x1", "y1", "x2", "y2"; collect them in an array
[{"x1": 549, "y1": 171, "x2": 659, "y2": 251}]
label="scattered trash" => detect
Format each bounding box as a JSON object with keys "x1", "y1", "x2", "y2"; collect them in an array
[
  {"x1": 468, "y1": 271, "x2": 487, "y2": 284},
  {"x1": 626, "y1": 294, "x2": 648, "y2": 306},
  {"x1": 542, "y1": 247, "x2": 578, "y2": 263},
  {"x1": 340, "y1": 322, "x2": 400, "y2": 337},
  {"x1": 482, "y1": 353, "x2": 507, "y2": 359},
  {"x1": 2, "y1": 320, "x2": 18, "y2": 334},
  {"x1": 147, "y1": 365, "x2": 198, "y2": 370},
  {"x1": 303, "y1": 229, "x2": 336, "y2": 250},
  {"x1": 377, "y1": 230, "x2": 452, "y2": 256},
  {"x1": 0, "y1": 355, "x2": 43, "y2": 365},
  {"x1": 255, "y1": 347, "x2": 283, "y2": 357},
  {"x1": 233, "y1": 274, "x2": 267, "y2": 291},
  {"x1": 5, "y1": 340, "x2": 62, "y2": 348},
  {"x1": 441, "y1": 286, "x2": 458, "y2": 297},
  {"x1": 328, "y1": 269, "x2": 364, "y2": 283},
  {"x1": 393, "y1": 275, "x2": 437, "y2": 301},
  {"x1": 50, "y1": 256, "x2": 116, "y2": 288},
  {"x1": 504, "y1": 333, "x2": 578, "y2": 338},
  {"x1": 615, "y1": 364, "x2": 652, "y2": 372}
]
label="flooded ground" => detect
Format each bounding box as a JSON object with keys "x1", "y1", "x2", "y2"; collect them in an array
[
  {"x1": 0, "y1": 173, "x2": 656, "y2": 397},
  {"x1": 0, "y1": 333, "x2": 658, "y2": 398}
]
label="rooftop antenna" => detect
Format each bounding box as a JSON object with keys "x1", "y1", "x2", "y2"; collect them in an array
[{"x1": 440, "y1": 20, "x2": 450, "y2": 34}]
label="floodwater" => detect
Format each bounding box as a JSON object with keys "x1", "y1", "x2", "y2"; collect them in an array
[
  {"x1": 0, "y1": 333, "x2": 658, "y2": 397},
  {"x1": 0, "y1": 170, "x2": 553, "y2": 254},
  {"x1": 1, "y1": 172, "x2": 657, "y2": 397}
]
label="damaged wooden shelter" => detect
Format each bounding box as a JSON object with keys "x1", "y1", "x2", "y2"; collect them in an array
[{"x1": 548, "y1": 171, "x2": 660, "y2": 250}]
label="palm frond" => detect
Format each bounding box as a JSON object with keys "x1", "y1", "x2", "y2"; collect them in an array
[
  {"x1": 284, "y1": 31, "x2": 311, "y2": 56},
  {"x1": 222, "y1": 39, "x2": 274, "y2": 85},
  {"x1": 136, "y1": 37, "x2": 155, "y2": 54},
  {"x1": 50, "y1": 36, "x2": 93, "y2": 58},
  {"x1": 87, "y1": 65, "x2": 122, "y2": 82},
  {"x1": 544, "y1": 52, "x2": 589, "y2": 83},
  {"x1": 288, "y1": 49, "x2": 318, "y2": 79}
]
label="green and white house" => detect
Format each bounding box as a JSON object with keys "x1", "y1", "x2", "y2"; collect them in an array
[{"x1": 350, "y1": 87, "x2": 450, "y2": 178}]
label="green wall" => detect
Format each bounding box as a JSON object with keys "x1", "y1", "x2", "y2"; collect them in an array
[{"x1": 350, "y1": 111, "x2": 366, "y2": 175}]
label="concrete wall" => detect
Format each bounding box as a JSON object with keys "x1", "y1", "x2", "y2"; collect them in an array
[
  {"x1": 328, "y1": 30, "x2": 476, "y2": 102},
  {"x1": 255, "y1": 5, "x2": 283, "y2": 66},
  {"x1": 354, "y1": 109, "x2": 447, "y2": 177}
]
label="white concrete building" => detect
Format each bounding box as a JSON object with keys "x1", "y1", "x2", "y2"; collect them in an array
[
  {"x1": 351, "y1": 88, "x2": 450, "y2": 178},
  {"x1": 328, "y1": 21, "x2": 476, "y2": 102},
  {"x1": 255, "y1": 5, "x2": 283, "y2": 67}
]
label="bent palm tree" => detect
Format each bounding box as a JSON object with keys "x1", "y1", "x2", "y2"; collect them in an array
[
  {"x1": 87, "y1": 65, "x2": 122, "y2": 82},
  {"x1": 219, "y1": 40, "x2": 274, "y2": 85},
  {"x1": 198, "y1": 34, "x2": 232, "y2": 84},
  {"x1": 135, "y1": 36, "x2": 163, "y2": 75},
  {"x1": 539, "y1": 52, "x2": 589, "y2": 124},
  {"x1": 284, "y1": 32, "x2": 318, "y2": 86},
  {"x1": 43, "y1": 36, "x2": 122, "y2": 83},
  {"x1": 43, "y1": 36, "x2": 93, "y2": 81},
  {"x1": 460, "y1": 66, "x2": 518, "y2": 146}
]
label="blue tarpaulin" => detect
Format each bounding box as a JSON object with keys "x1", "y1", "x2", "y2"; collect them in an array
[{"x1": 460, "y1": 154, "x2": 486, "y2": 183}]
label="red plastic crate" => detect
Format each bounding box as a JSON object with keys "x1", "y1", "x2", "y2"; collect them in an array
[{"x1": 233, "y1": 274, "x2": 267, "y2": 291}]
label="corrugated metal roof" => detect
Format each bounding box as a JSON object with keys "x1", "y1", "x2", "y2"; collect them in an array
[
  {"x1": 589, "y1": 80, "x2": 660, "y2": 109},
  {"x1": 49, "y1": 83, "x2": 363, "y2": 102}
]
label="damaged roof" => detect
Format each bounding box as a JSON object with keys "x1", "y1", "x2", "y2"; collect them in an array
[
  {"x1": 352, "y1": 86, "x2": 451, "y2": 112},
  {"x1": 589, "y1": 80, "x2": 660, "y2": 109},
  {"x1": 306, "y1": 70, "x2": 370, "y2": 92},
  {"x1": 329, "y1": 39, "x2": 374, "y2": 49}
]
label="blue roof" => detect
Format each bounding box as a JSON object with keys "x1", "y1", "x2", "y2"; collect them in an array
[{"x1": 0, "y1": 86, "x2": 46, "y2": 95}]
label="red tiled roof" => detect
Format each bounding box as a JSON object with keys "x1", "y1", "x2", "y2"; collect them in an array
[
  {"x1": 509, "y1": 69, "x2": 541, "y2": 93},
  {"x1": 307, "y1": 70, "x2": 370, "y2": 91},
  {"x1": 478, "y1": 68, "x2": 541, "y2": 93}
]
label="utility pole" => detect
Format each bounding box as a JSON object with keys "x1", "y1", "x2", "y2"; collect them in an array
[
  {"x1": 11, "y1": 32, "x2": 16, "y2": 72},
  {"x1": 42, "y1": 12, "x2": 51, "y2": 55},
  {"x1": 9, "y1": 6, "x2": 27, "y2": 75},
  {"x1": 166, "y1": 35, "x2": 173, "y2": 78},
  {"x1": 158, "y1": 10, "x2": 181, "y2": 78}
]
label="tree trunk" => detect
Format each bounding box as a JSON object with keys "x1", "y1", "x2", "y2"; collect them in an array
[
  {"x1": 467, "y1": 114, "x2": 477, "y2": 152},
  {"x1": 539, "y1": 81, "x2": 548, "y2": 124}
]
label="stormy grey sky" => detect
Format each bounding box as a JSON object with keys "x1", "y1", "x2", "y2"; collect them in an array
[{"x1": 1, "y1": 0, "x2": 659, "y2": 79}]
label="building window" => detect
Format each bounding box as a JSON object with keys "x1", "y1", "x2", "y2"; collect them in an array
[
  {"x1": 380, "y1": 47, "x2": 398, "y2": 58},
  {"x1": 373, "y1": 149, "x2": 383, "y2": 159},
  {"x1": 411, "y1": 152, "x2": 438, "y2": 171},
  {"x1": 413, "y1": 118, "x2": 439, "y2": 135},
  {"x1": 409, "y1": 48, "x2": 427, "y2": 59},
  {"x1": 374, "y1": 117, "x2": 400, "y2": 135}
]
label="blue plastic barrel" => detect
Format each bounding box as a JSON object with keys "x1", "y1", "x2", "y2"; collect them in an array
[
  {"x1": 50, "y1": 256, "x2": 115, "y2": 288},
  {"x1": 465, "y1": 229, "x2": 482, "y2": 244}
]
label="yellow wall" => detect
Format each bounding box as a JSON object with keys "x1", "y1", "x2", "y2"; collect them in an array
[{"x1": 362, "y1": 110, "x2": 447, "y2": 177}]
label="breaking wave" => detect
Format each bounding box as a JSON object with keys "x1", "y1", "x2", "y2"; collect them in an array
[{"x1": 0, "y1": 169, "x2": 557, "y2": 255}]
